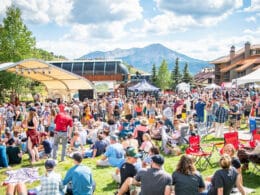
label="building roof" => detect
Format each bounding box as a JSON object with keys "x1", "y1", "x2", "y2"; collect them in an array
[
  {"x1": 0, "y1": 59, "x2": 94, "y2": 91},
  {"x1": 210, "y1": 44, "x2": 260, "y2": 64},
  {"x1": 48, "y1": 59, "x2": 129, "y2": 76},
  {"x1": 221, "y1": 55, "x2": 260, "y2": 73}
]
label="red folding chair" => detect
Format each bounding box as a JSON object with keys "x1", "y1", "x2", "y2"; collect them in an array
[
  {"x1": 248, "y1": 130, "x2": 260, "y2": 148},
  {"x1": 186, "y1": 135, "x2": 213, "y2": 170}
]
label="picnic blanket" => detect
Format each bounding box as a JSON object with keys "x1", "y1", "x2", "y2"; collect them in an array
[
  {"x1": 4, "y1": 168, "x2": 40, "y2": 184},
  {"x1": 231, "y1": 187, "x2": 255, "y2": 194}
]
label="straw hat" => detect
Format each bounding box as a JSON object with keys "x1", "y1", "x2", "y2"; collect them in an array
[{"x1": 140, "y1": 118, "x2": 148, "y2": 126}]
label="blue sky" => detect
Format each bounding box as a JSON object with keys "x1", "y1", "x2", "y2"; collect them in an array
[{"x1": 0, "y1": 0, "x2": 259, "y2": 61}]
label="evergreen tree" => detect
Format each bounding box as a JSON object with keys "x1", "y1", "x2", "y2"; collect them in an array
[
  {"x1": 151, "y1": 63, "x2": 157, "y2": 84},
  {"x1": 171, "y1": 57, "x2": 182, "y2": 89},
  {"x1": 182, "y1": 62, "x2": 193, "y2": 83},
  {"x1": 0, "y1": 5, "x2": 36, "y2": 62},
  {"x1": 156, "y1": 59, "x2": 171, "y2": 90}
]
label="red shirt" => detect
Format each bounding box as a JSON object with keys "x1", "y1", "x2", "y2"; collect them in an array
[{"x1": 54, "y1": 113, "x2": 73, "y2": 131}]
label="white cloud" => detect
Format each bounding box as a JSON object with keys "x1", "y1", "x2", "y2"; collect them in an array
[
  {"x1": 243, "y1": 27, "x2": 260, "y2": 35},
  {"x1": 70, "y1": 0, "x2": 142, "y2": 24},
  {"x1": 245, "y1": 16, "x2": 256, "y2": 22},
  {"x1": 0, "y1": 0, "x2": 73, "y2": 25},
  {"x1": 139, "y1": 0, "x2": 243, "y2": 35},
  {"x1": 155, "y1": 0, "x2": 243, "y2": 17}
]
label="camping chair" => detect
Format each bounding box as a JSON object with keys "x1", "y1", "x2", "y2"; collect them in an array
[
  {"x1": 179, "y1": 125, "x2": 189, "y2": 144},
  {"x1": 196, "y1": 122, "x2": 209, "y2": 140},
  {"x1": 185, "y1": 135, "x2": 213, "y2": 170},
  {"x1": 245, "y1": 130, "x2": 260, "y2": 149}
]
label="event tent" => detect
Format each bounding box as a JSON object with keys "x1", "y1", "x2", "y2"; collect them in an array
[
  {"x1": 204, "y1": 83, "x2": 221, "y2": 89},
  {"x1": 0, "y1": 59, "x2": 94, "y2": 100},
  {"x1": 128, "y1": 80, "x2": 159, "y2": 92},
  {"x1": 176, "y1": 82, "x2": 190, "y2": 93},
  {"x1": 232, "y1": 69, "x2": 260, "y2": 86}
]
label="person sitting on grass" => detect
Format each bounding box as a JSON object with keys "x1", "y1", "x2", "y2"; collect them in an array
[
  {"x1": 84, "y1": 131, "x2": 108, "y2": 158},
  {"x1": 207, "y1": 154, "x2": 245, "y2": 195},
  {"x1": 0, "y1": 139, "x2": 9, "y2": 168},
  {"x1": 5, "y1": 182, "x2": 27, "y2": 195},
  {"x1": 118, "y1": 154, "x2": 172, "y2": 195},
  {"x1": 117, "y1": 147, "x2": 141, "y2": 195},
  {"x1": 142, "y1": 146, "x2": 160, "y2": 168},
  {"x1": 38, "y1": 132, "x2": 52, "y2": 159},
  {"x1": 63, "y1": 152, "x2": 94, "y2": 195},
  {"x1": 67, "y1": 130, "x2": 84, "y2": 157},
  {"x1": 172, "y1": 154, "x2": 205, "y2": 195},
  {"x1": 6, "y1": 138, "x2": 22, "y2": 165},
  {"x1": 97, "y1": 134, "x2": 125, "y2": 167},
  {"x1": 37, "y1": 159, "x2": 64, "y2": 195}
]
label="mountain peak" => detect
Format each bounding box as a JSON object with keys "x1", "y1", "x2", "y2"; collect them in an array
[{"x1": 80, "y1": 43, "x2": 211, "y2": 74}]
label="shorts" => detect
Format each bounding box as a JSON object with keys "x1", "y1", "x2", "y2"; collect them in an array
[{"x1": 229, "y1": 119, "x2": 236, "y2": 127}]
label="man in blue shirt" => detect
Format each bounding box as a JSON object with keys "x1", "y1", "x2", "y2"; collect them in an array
[
  {"x1": 97, "y1": 134, "x2": 125, "y2": 167},
  {"x1": 195, "y1": 98, "x2": 206, "y2": 123},
  {"x1": 63, "y1": 152, "x2": 94, "y2": 195}
]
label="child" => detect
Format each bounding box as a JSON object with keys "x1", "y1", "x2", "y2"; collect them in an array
[{"x1": 38, "y1": 132, "x2": 52, "y2": 159}]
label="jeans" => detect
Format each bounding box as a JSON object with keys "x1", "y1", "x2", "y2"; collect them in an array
[{"x1": 52, "y1": 131, "x2": 68, "y2": 161}]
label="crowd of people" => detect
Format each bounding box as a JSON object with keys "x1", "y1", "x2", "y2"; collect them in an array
[{"x1": 0, "y1": 86, "x2": 259, "y2": 195}]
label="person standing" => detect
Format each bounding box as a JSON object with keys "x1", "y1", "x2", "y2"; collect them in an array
[
  {"x1": 52, "y1": 108, "x2": 73, "y2": 162},
  {"x1": 26, "y1": 107, "x2": 40, "y2": 164},
  {"x1": 63, "y1": 152, "x2": 94, "y2": 195},
  {"x1": 214, "y1": 101, "x2": 228, "y2": 138}
]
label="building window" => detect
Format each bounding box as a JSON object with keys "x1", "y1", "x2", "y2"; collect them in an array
[
  {"x1": 72, "y1": 62, "x2": 83, "y2": 75},
  {"x1": 62, "y1": 63, "x2": 72, "y2": 72}
]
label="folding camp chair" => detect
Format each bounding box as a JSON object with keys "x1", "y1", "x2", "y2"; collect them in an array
[
  {"x1": 196, "y1": 122, "x2": 209, "y2": 141},
  {"x1": 246, "y1": 130, "x2": 260, "y2": 149},
  {"x1": 186, "y1": 135, "x2": 213, "y2": 170}
]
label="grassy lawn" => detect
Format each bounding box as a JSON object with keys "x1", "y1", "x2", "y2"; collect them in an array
[{"x1": 0, "y1": 134, "x2": 259, "y2": 195}]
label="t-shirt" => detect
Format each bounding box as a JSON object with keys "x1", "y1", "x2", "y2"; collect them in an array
[
  {"x1": 135, "y1": 168, "x2": 172, "y2": 195},
  {"x1": 208, "y1": 167, "x2": 238, "y2": 195},
  {"x1": 172, "y1": 171, "x2": 205, "y2": 195},
  {"x1": 6, "y1": 146, "x2": 21, "y2": 164},
  {"x1": 120, "y1": 162, "x2": 137, "y2": 188},
  {"x1": 93, "y1": 139, "x2": 107, "y2": 156},
  {"x1": 232, "y1": 157, "x2": 241, "y2": 169},
  {"x1": 43, "y1": 140, "x2": 52, "y2": 154},
  {"x1": 104, "y1": 143, "x2": 125, "y2": 167},
  {"x1": 63, "y1": 165, "x2": 93, "y2": 195}
]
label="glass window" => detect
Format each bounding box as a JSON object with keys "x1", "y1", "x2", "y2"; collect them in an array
[
  {"x1": 105, "y1": 62, "x2": 115, "y2": 75},
  {"x1": 72, "y1": 62, "x2": 83, "y2": 75},
  {"x1": 94, "y1": 62, "x2": 105, "y2": 75},
  {"x1": 83, "y1": 62, "x2": 94, "y2": 75},
  {"x1": 62, "y1": 63, "x2": 72, "y2": 72},
  {"x1": 51, "y1": 63, "x2": 62, "y2": 68}
]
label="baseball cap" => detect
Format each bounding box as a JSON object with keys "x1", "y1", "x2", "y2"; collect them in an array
[
  {"x1": 110, "y1": 134, "x2": 118, "y2": 141},
  {"x1": 126, "y1": 147, "x2": 141, "y2": 158},
  {"x1": 29, "y1": 107, "x2": 36, "y2": 112},
  {"x1": 151, "y1": 154, "x2": 164, "y2": 165},
  {"x1": 45, "y1": 159, "x2": 56, "y2": 169}
]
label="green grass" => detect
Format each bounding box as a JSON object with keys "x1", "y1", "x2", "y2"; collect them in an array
[{"x1": 1, "y1": 134, "x2": 260, "y2": 195}]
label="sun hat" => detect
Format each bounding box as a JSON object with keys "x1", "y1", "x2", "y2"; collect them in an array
[{"x1": 140, "y1": 118, "x2": 148, "y2": 126}]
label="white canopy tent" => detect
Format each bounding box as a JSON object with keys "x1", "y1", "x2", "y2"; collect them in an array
[
  {"x1": 0, "y1": 59, "x2": 94, "y2": 100},
  {"x1": 176, "y1": 82, "x2": 190, "y2": 93},
  {"x1": 232, "y1": 69, "x2": 260, "y2": 86},
  {"x1": 204, "y1": 83, "x2": 221, "y2": 89}
]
